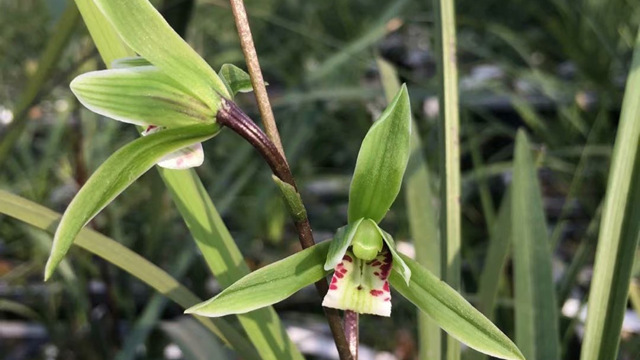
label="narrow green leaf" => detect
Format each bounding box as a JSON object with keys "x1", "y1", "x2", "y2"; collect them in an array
[
  {"x1": 377, "y1": 56, "x2": 442, "y2": 360},
  {"x1": 45, "y1": 124, "x2": 218, "y2": 279},
  {"x1": 161, "y1": 317, "x2": 230, "y2": 360},
  {"x1": 71, "y1": 67, "x2": 215, "y2": 127},
  {"x1": 512, "y1": 130, "x2": 560, "y2": 360},
  {"x1": 581, "y1": 29, "x2": 640, "y2": 360},
  {"x1": 186, "y1": 242, "x2": 330, "y2": 317},
  {"x1": 272, "y1": 175, "x2": 307, "y2": 222},
  {"x1": 220, "y1": 64, "x2": 255, "y2": 97},
  {"x1": 477, "y1": 189, "x2": 511, "y2": 319},
  {"x1": 112, "y1": 56, "x2": 153, "y2": 68},
  {"x1": 389, "y1": 254, "x2": 525, "y2": 360},
  {"x1": 324, "y1": 219, "x2": 364, "y2": 271},
  {"x1": 92, "y1": 0, "x2": 230, "y2": 104},
  {"x1": 0, "y1": 191, "x2": 259, "y2": 360},
  {"x1": 348, "y1": 84, "x2": 411, "y2": 223}
]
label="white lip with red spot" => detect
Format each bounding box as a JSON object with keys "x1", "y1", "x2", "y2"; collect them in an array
[
  {"x1": 322, "y1": 248, "x2": 392, "y2": 317},
  {"x1": 142, "y1": 125, "x2": 204, "y2": 169}
]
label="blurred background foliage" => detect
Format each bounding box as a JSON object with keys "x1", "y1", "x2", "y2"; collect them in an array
[{"x1": 1, "y1": 0, "x2": 640, "y2": 359}]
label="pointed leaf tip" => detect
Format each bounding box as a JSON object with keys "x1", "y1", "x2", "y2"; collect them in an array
[{"x1": 348, "y1": 84, "x2": 411, "y2": 223}]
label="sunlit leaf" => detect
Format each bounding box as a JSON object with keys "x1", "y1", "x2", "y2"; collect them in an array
[
  {"x1": 390, "y1": 254, "x2": 525, "y2": 360},
  {"x1": 45, "y1": 124, "x2": 218, "y2": 279},
  {"x1": 186, "y1": 242, "x2": 330, "y2": 317},
  {"x1": 348, "y1": 84, "x2": 411, "y2": 223},
  {"x1": 71, "y1": 66, "x2": 215, "y2": 127}
]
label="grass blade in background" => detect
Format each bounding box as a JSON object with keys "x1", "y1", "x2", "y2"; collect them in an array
[
  {"x1": 69, "y1": 1, "x2": 304, "y2": 358},
  {"x1": 0, "y1": 190, "x2": 259, "y2": 360},
  {"x1": 512, "y1": 130, "x2": 560, "y2": 360},
  {"x1": 161, "y1": 317, "x2": 230, "y2": 360},
  {"x1": 432, "y1": 0, "x2": 462, "y2": 357},
  {"x1": 580, "y1": 29, "x2": 640, "y2": 360},
  {"x1": 0, "y1": 1, "x2": 80, "y2": 164},
  {"x1": 377, "y1": 57, "x2": 442, "y2": 360}
]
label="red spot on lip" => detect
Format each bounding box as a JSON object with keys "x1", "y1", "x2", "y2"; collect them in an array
[
  {"x1": 357, "y1": 285, "x2": 363, "y2": 290},
  {"x1": 339, "y1": 268, "x2": 348, "y2": 274},
  {"x1": 369, "y1": 260, "x2": 381, "y2": 267},
  {"x1": 343, "y1": 255, "x2": 353, "y2": 262},
  {"x1": 335, "y1": 272, "x2": 344, "y2": 279},
  {"x1": 384, "y1": 297, "x2": 391, "y2": 302},
  {"x1": 373, "y1": 272, "x2": 380, "y2": 276},
  {"x1": 331, "y1": 277, "x2": 338, "y2": 284},
  {"x1": 336, "y1": 263, "x2": 344, "y2": 268},
  {"x1": 329, "y1": 285, "x2": 338, "y2": 290},
  {"x1": 383, "y1": 282, "x2": 390, "y2": 292},
  {"x1": 370, "y1": 290, "x2": 384, "y2": 297}
]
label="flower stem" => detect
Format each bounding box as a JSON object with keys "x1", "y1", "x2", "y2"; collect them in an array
[
  {"x1": 344, "y1": 310, "x2": 359, "y2": 359},
  {"x1": 217, "y1": 99, "x2": 353, "y2": 360}
]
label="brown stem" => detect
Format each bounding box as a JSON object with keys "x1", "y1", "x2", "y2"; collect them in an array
[
  {"x1": 217, "y1": 99, "x2": 353, "y2": 360},
  {"x1": 228, "y1": 0, "x2": 286, "y2": 159},
  {"x1": 344, "y1": 311, "x2": 359, "y2": 359}
]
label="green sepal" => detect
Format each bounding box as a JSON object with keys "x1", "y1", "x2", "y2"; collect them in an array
[
  {"x1": 71, "y1": 66, "x2": 216, "y2": 127},
  {"x1": 390, "y1": 254, "x2": 525, "y2": 360},
  {"x1": 219, "y1": 64, "x2": 260, "y2": 98},
  {"x1": 348, "y1": 84, "x2": 411, "y2": 223},
  {"x1": 271, "y1": 175, "x2": 307, "y2": 222},
  {"x1": 186, "y1": 241, "x2": 330, "y2": 317},
  {"x1": 44, "y1": 124, "x2": 219, "y2": 280},
  {"x1": 375, "y1": 226, "x2": 411, "y2": 284},
  {"x1": 324, "y1": 218, "x2": 364, "y2": 271},
  {"x1": 111, "y1": 56, "x2": 152, "y2": 68},
  {"x1": 93, "y1": 0, "x2": 230, "y2": 105}
]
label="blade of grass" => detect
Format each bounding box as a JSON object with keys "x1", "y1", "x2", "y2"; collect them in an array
[
  {"x1": 0, "y1": 1, "x2": 80, "y2": 164},
  {"x1": 377, "y1": 56, "x2": 442, "y2": 360},
  {"x1": 432, "y1": 0, "x2": 461, "y2": 357},
  {"x1": 512, "y1": 130, "x2": 561, "y2": 360},
  {"x1": 70, "y1": 2, "x2": 303, "y2": 358},
  {"x1": 0, "y1": 190, "x2": 259, "y2": 360},
  {"x1": 580, "y1": 29, "x2": 640, "y2": 360}
]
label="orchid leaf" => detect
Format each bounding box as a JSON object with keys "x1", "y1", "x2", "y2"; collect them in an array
[
  {"x1": 186, "y1": 242, "x2": 330, "y2": 317},
  {"x1": 45, "y1": 124, "x2": 219, "y2": 280},
  {"x1": 324, "y1": 218, "x2": 364, "y2": 271},
  {"x1": 390, "y1": 254, "x2": 525, "y2": 360},
  {"x1": 377, "y1": 227, "x2": 411, "y2": 284},
  {"x1": 348, "y1": 84, "x2": 411, "y2": 223},
  {"x1": 92, "y1": 0, "x2": 230, "y2": 104},
  {"x1": 71, "y1": 66, "x2": 215, "y2": 127},
  {"x1": 219, "y1": 64, "x2": 256, "y2": 97},
  {"x1": 111, "y1": 56, "x2": 152, "y2": 69}
]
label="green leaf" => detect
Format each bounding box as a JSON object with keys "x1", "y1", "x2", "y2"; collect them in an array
[
  {"x1": 161, "y1": 317, "x2": 230, "y2": 360},
  {"x1": 186, "y1": 242, "x2": 330, "y2": 317},
  {"x1": 389, "y1": 254, "x2": 525, "y2": 360},
  {"x1": 348, "y1": 84, "x2": 411, "y2": 223},
  {"x1": 512, "y1": 130, "x2": 560, "y2": 360},
  {"x1": 581, "y1": 29, "x2": 640, "y2": 360},
  {"x1": 92, "y1": 0, "x2": 230, "y2": 105},
  {"x1": 376, "y1": 227, "x2": 411, "y2": 284},
  {"x1": 0, "y1": 190, "x2": 260, "y2": 360},
  {"x1": 324, "y1": 219, "x2": 364, "y2": 271},
  {"x1": 45, "y1": 124, "x2": 218, "y2": 280},
  {"x1": 71, "y1": 66, "x2": 215, "y2": 127},
  {"x1": 272, "y1": 175, "x2": 307, "y2": 222},
  {"x1": 220, "y1": 64, "x2": 256, "y2": 97},
  {"x1": 111, "y1": 56, "x2": 153, "y2": 68}
]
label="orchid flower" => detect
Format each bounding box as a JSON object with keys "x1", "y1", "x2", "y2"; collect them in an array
[{"x1": 186, "y1": 86, "x2": 525, "y2": 360}]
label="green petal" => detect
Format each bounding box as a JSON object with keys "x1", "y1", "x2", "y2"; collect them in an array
[
  {"x1": 348, "y1": 84, "x2": 411, "y2": 223},
  {"x1": 186, "y1": 242, "x2": 330, "y2": 317},
  {"x1": 219, "y1": 64, "x2": 256, "y2": 98},
  {"x1": 44, "y1": 124, "x2": 219, "y2": 280},
  {"x1": 390, "y1": 254, "x2": 526, "y2": 360},
  {"x1": 71, "y1": 67, "x2": 215, "y2": 127},
  {"x1": 93, "y1": 0, "x2": 230, "y2": 105},
  {"x1": 376, "y1": 226, "x2": 411, "y2": 284},
  {"x1": 324, "y1": 218, "x2": 364, "y2": 271},
  {"x1": 322, "y1": 249, "x2": 392, "y2": 317}
]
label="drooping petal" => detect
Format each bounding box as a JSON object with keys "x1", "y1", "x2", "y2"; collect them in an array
[
  {"x1": 142, "y1": 126, "x2": 204, "y2": 169},
  {"x1": 322, "y1": 249, "x2": 392, "y2": 317},
  {"x1": 71, "y1": 66, "x2": 215, "y2": 127},
  {"x1": 324, "y1": 219, "x2": 364, "y2": 271}
]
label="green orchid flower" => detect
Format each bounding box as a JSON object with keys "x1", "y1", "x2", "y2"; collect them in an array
[{"x1": 186, "y1": 86, "x2": 526, "y2": 360}]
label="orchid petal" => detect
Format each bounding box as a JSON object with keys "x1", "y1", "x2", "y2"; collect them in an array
[
  {"x1": 71, "y1": 66, "x2": 214, "y2": 127},
  {"x1": 142, "y1": 126, "x2": 204, "y2": 169},
  {"x1": 322, "y1": 249, "x2": 392, "y2": 317},
  {"x1": 324, "y1": 219, "x2": 364, "y2": 271},
  {"x1": 376, "y1": 226, "x2": 412, "y2": 284}
]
